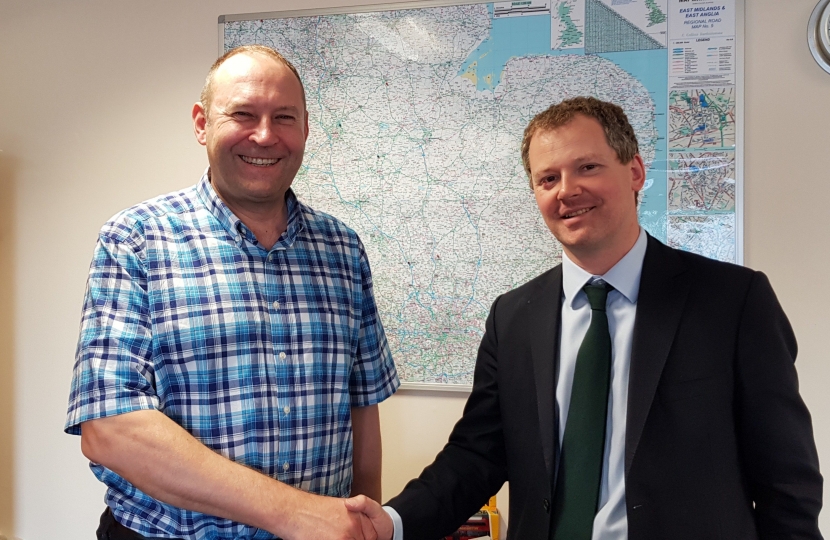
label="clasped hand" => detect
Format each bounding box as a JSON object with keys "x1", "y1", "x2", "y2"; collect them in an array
[
  {"x1": 343, "y1": 495, "x2": 394, "y2": 540},
  {"x1": 287, "y1": 493, "x2": 393, "y2": 540}
]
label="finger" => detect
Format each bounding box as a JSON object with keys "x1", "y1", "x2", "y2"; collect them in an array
[
  {"x1": 370, "y1": 509, "x2": 394, "y2": 540},
  {"x1": 359, "y1": 511, "x2": 378, "y2": 540},
  {"x1": 345, "y1": 507, "x2": 367, "y2": 540}
]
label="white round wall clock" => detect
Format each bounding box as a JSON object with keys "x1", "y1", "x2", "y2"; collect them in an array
[{"x1": 808, "y1": 0, "x2": 830, "y2": 74}]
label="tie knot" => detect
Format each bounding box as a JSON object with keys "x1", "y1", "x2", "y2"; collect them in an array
[{"x1": 583, "y1": 282, "x2": 611, "y2": 311}]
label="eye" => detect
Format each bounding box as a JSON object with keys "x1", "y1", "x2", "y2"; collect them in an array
[
  {"x1": 232, "y1": 111, "x2": 253, "y2": 119},
  {"x1": 535, "y1": 175, "x2": 559, "y2": 187},
  {"x1": 275, "y1": 114, "x2": 296, "y2": 123}
]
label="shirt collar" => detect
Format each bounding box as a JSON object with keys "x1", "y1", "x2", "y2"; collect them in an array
[
  {"x1": 195, "y1": 168, "x2": 305, "y2": 250},
  {"x1": 273, "y1": 190, "x2": 304, "y2": 251},
  {"x1": 562, "y1": 227, "x2": 647, "y2": 308}
]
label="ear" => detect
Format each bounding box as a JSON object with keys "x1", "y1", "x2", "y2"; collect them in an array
[
  {"x1": 629, "y1": 154, "x2": 646, "y2": 193},
  {"x1": 192, "y1": 102, "x2": 208, "y2": 146},
  {"x1": 303, "y1": 110, "x2": 310, "y2": 142}
]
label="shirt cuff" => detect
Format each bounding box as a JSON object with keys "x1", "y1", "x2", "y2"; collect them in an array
[{"x1": 382, "y1": 505, "x2": 404, "y2": 540}]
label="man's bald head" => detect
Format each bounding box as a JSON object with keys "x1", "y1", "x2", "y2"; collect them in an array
[{"x1": 200, "y1": 45, "x2": 306, "y2": 122}]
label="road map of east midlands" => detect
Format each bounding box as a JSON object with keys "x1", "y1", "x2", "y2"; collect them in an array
[{"x1": 223, "y1": 0, "x2": 730, "y2": 386}]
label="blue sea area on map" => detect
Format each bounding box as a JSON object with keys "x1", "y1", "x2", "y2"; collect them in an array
[
  {"x1": 599, "y1": 49, "x2": 669, "y2": 242},
  {"x1": 457, "y1": 10, "x2": 566, "y2": 91}
]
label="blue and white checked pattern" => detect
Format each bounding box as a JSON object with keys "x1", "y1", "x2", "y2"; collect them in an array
[{"x1": 66, "y1": 172, "x2": 399, "y2": 539}]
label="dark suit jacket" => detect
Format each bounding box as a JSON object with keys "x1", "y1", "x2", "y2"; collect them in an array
[{"x1": 387, "y1": 235, "x2": 823, "y2": 539}]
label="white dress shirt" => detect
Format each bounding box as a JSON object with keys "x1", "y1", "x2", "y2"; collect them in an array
[
  {"x1": 558, "y1": 227, "x2": 646, "y2": 540},
  {"x1": 384, "y1": 228, "x2": 647, "y2": 540}
]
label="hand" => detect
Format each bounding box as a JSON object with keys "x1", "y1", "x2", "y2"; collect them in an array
[
  {"x1": 276, "y1": 491, "x2": 372, "y2": 540},
  {"x1": 345, "y1": 495, "x2": 394, "y2": 540}
]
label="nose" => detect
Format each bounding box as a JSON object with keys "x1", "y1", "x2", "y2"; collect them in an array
[
  {"x1": 250, "y1": 117, "x2": 278, "y2": 146},
  {"x1": 557, "y1": 171, "x2": 581, "y2": 200}
]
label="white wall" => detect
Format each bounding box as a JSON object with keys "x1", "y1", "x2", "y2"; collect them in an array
[{"x1": 0, "y1": 0, "x2": 827, "y2": 537}]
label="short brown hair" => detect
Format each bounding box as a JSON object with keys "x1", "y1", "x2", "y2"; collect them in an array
[
  {"x1": 520, "y1": 97, "x2": 639, "y2": 187},
  {"x1": 200, "y1": 45, "x2": 306, "y2": 120}
]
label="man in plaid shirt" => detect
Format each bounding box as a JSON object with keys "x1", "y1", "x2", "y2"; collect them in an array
[{"x1": 65, "y1": 45, "x2": 399, "y2": 540}]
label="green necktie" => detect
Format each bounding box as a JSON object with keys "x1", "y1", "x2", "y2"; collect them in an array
[{"x1": 552, "y1": 282, "x2": 613, "y2": 540}]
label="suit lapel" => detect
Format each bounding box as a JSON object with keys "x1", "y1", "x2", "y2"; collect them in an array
[
  {"x1": 524, "y1": 239, "x2": 691, "y2": 478},
  {"x1": 625, "y1": 236, "x2": 691, "y2": 474},
  {"x1": 528, "y1": 264, "x2": 563, "y2": 482}
]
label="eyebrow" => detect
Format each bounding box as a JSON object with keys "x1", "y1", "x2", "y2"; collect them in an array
[
  {"x1": 533, "y1": 153, "x2": 604, "y2": 172},
  {"x1": 569, "y1": 153, "x2": 604, "y2": 163},
  {"x1": 224, "y1": 100, "x2": 301, "y2": 114}
]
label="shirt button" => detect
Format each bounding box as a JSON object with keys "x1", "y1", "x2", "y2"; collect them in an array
[
  {"x1": 283, "y1": 405, "x2": 290, "y2": 414},
  {"x1": 279, "y1": 351, "x2": 286, "y2": 360},
  {"x1": 272, "y1": 300, "x2": 280, "y2": 310},
  {"x1": 283, "y1": 462, "x2": 290, "y2": 472},
  {"x1": 543, "y1": 498, "x2": 550, "y2": 513}
]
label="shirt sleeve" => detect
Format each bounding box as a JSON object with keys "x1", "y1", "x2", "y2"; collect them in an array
[
  {"x1": 383, "y1": 506, "x2": 405, "y2": 540},
  {"x1": 65, "y1": 225, "x2": 159, "y2": 435},
  {"x1": 349, "y1": 239, "x2": 400, "y2": 407}
]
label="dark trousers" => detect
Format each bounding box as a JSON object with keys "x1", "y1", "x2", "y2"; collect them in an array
[{"x1": 97, "y1": 508, "x2": 184, "y2": 540}]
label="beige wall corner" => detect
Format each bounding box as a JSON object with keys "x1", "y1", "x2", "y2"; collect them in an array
[{"x1": 0, "y1": 154, "x2": 17, "y2": 535}]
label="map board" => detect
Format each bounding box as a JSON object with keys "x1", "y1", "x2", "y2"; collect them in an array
[{"x1": 220, "y1": 0, "x2": 743, "y2": 389}]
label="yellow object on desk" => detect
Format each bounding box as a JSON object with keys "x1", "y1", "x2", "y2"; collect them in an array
[
  {"x1": 481, "y1": 496, "x2": 500, "y2": 540},
  {"x1": 445, "y1": 495, "x2": 500, "y2": 540}
]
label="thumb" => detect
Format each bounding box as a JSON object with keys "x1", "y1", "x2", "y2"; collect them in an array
[
  {"x1": 345, "y1": 495, "x2": 382, "y2": 517},
  {"x1": 346, "y1": 495, "x2": 394, "y2": 540}
]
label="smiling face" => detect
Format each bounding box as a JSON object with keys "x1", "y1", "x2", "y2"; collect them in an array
[
  {"x1": 192, "y1": 52, "x2": 309, "y2": 214},
  {"x1": 528, "y1": 114, "x2": 645, "y2": 274}
]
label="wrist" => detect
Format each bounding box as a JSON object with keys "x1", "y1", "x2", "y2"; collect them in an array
[{"x1": 259, "y1": 480, "x2": 307, "y2": 536}]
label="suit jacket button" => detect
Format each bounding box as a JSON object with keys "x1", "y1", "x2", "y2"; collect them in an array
[{"x1": 543, "y1": 498, "x2": 550, "y2": 513}]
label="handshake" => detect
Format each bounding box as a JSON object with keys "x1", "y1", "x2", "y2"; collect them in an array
[{"x1": 283, "y1": 492, "x2": 396, "y2": 540}]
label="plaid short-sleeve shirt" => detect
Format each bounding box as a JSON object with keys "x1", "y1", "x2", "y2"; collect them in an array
[{"x1": 66, "y1": 172, "x2": 399, "y2": 539}]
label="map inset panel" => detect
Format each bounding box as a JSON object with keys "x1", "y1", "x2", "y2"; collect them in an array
[
  {"x1": 669, "y1": 152, "x2": 735, "y2": 212},
  {"x1": 668, "y1": 214, "x2": 736, "y2": 263},
  {"x1": 600, "y1": 0, "x2": 667, "y2": 45},
  {"x1": 552, "y1": 0, "x2": 585, "y2": 49},
  {"x1": 585, "y1": 0, "x2": 665, "y2": 53},
  {"x1": 495, "y1": 0, "x2": 551, "y2": 18},
  {"x1": 669, "y1": 87, "x2": 736, "y2": 150}
]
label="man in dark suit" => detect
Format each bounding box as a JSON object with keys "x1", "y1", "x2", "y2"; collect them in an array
[{"x1": 348, "y1": 97, "x2": 823, "y2": 539}]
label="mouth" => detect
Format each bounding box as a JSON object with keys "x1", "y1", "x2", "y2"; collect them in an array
[
  {"x1": 562, "y1": 207, "x2": 594, "y2": 219},
  {"x1": 240, "y1": 155, "x2": 280, "y2": 167}
]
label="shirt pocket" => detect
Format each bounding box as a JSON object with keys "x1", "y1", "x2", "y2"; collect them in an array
[{"x1": 291, "y1": 302, "x2": 354, "y2": 392}]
